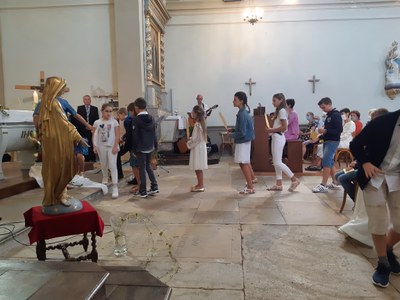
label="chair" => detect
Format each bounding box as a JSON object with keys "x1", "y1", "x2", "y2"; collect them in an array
[
  {"x1": 220, "y1": 131, "x2": 234, "y2": 155},
  {"x1": 335, "y1": 148, "x2": 354, "y2": 168},
  {"x1": 340, "y1": 181, "x2": 359, "y2": 213}
]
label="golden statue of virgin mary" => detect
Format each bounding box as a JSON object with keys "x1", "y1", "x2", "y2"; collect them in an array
[{"x1": 38, "y1": 77, "x2": 84, "y2": 208}]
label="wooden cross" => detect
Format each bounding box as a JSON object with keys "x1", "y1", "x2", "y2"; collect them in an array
[
  {"x1": 15, "y1": 71, "x2": 45, "y2": 93},
  {"x1": 245, "y1": 78, "x2": 256, "y2": 96},
  {"x1": 308, "y1": 75, "x2": 320, "y2": 94}
]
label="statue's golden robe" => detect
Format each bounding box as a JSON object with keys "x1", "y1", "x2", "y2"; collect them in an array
[{"x1": 38, "y1": 77, "x2": 82, "y2": 206}]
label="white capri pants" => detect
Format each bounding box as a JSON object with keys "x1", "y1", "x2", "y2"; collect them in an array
[
  {"x1": 97, "y1": 145, "x2": 118, "y2": 185},
  {"x1": 271, "y1": 133, "x2": 294, "y2": 180},
  {"x1": 363, "y1": 181, "x2": 400, "y2": 235}
]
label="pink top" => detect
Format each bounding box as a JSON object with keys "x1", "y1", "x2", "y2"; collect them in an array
[{"x1": 284, "y1": 110, "x2": 300, "y2": 141}]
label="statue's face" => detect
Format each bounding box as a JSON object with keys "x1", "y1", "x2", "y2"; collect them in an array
[{"x1": 83, "y1": 96, "x2": 91, "y2": 106}]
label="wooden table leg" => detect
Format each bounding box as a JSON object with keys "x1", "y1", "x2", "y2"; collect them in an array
[
  {"x1": 82, "y1": 233, "x2": 89, "y2": 252},
  {"x1": 36, "y1": 240, "x2": 46, "y2": 261},
  {"x1": 90, "y1": 232, "x2": 98, "y2": 263}
]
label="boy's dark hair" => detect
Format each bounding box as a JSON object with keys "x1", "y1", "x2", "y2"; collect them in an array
[
  {"x1": 318, "y1": 97, "x2": 332, "y2": 106},
  {"x1": 286, "y1": 98, "x2": 295, "y2": 108},
  {"x1": 350, "y1": 110, "x2": 360, "y2": 118},
  {"x1": 127, "y1": 102, "x2": 135, "y2": 112},
  {"x1": 340, "y1": 108, "x2": 350, "y2": 114},
  {"x1": 134, "y1": 97, "x2": 147, "y2": 109}
]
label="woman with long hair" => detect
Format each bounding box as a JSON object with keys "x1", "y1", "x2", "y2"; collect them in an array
[
  {"x1": 187, "y1": 105, "x2": 208, "y2": 192},
  {"x1": 266, "y1": 93, "x2": 300, "y2": 192}
]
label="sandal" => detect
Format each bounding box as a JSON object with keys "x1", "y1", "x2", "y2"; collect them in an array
[
  {"x1": 266, "y1": 185, "x2": 283, "y2": 191},
  {"x1": 191, "y1": 186, "x2": 205, "y2": 192},
  {"x1": 245, "y1": 178, "x2": 258, "y2": 187},
  {"x1": 288, "y1": 179, "x2": 300, "y2": 192},
  {"x1": 239, "y1": 188, "x2": 255, "y2": 195}
]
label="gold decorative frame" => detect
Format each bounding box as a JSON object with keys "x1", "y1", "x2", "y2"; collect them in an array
[{"x1": 145, "y1": 0, "x2": 170, "y2": 89}]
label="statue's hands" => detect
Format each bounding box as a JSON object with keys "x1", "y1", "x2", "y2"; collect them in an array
[{"x1": 80, "y1": 139, "x2": 90, "y2": 148}]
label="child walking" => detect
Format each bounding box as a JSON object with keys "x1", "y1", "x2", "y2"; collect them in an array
[
  {"x1": 266, "y1": 93, "x2": 300, "y2": 192},
  {"x1": 93, "y1": 103, "x2": 120, "y2": 198},
  {"x1": 132, "y1": 97, "x2": 158, "y2": 198},
  {"x1": 187, "y1": 105, "x2": 208, "y2": 192},
  {"x1": 229, "y1": 91, "x2": 257, "y2": 194},
  {"x1": 126, "y1": 102, "x2": 141, "y2": 194}
]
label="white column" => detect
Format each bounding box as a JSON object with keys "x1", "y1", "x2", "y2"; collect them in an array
[
  {"x1": 0, "y1": 26, "x2": 5, "y2": 106},
  {"x1": 113, "y1": 0, "x2": 145, "y2": 107}
]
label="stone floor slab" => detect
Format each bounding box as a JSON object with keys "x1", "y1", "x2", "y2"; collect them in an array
[
  {"x1": 242, "y1": 225, "x2": 400, "y2": 299},
  {"x1": 278, "y1": 201, "x2": 347, "y2": 225},
  {"x1": 238, "y1": 197, "x2": 277, "y2": 209},
  {"x1": 146, "y1": 261, "x2": 243, "y2": 289},
  {"x1": 192, "y1": 211, "x2": 240, "y2": 224},
  {"x1": 197, "y1": 196, "x2": 239, "y2": 212},
  {"x1": 170, "y1": 288, "x2": 244, "y2": 300},
  {"x1": 239, "y1": 208, "x2": 286, "y2": 225}
]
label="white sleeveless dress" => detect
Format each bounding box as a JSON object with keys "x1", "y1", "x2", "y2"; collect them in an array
[{"x1": 187, "y1": 123, "x2": 208, "y2": 171}]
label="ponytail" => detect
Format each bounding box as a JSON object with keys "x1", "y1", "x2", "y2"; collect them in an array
[{"x1": 234, "y1": 91, "x2": 250, "y2": 113}]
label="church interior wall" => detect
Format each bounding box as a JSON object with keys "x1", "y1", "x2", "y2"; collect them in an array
[
  {"x1": 164, "y1": 5, "x2": 400, "y2": 126},
  {"x1": 0, "y1": 0, "x2": 115, "y2": 110}
]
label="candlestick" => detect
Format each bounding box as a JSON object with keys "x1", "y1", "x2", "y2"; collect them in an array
[
  {"x1": 264, "y1": 113, "x2": 270, "y2": 129},
  {"x1": 33, "y1": 90, "x2": 39, "y2": 111},
  {"x1": 219, "y1": 112, "x2": 228, "y2": 130}
]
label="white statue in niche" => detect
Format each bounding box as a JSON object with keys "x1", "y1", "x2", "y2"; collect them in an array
[{"x1": 385, "y1": 41, "x2": 400, "y2": 100}]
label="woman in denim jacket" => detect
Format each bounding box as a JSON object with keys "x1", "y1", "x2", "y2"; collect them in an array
[{"x1": 229, "y1": 91, "x2": 256, "y2": 194}]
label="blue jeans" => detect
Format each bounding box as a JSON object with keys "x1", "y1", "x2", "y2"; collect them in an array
[
  {"x1": 335, "y1": 169, "x2": 358, "y2": 201},
  {"x1": 136, "y1": 152, "x2": 158, "y2": 193},
  {"x1": 322, "y1": 141, "x2": 340, "y2": 168}
]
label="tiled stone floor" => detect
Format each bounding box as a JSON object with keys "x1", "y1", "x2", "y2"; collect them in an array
[{"x1": 1, "y1": 156, "x2": 400, "y2": 299}]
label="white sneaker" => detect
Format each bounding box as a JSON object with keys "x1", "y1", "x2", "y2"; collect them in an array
[
  {"x1": 312, "y1": 184, "x2": 328, "y2": 193},
  {"x1": 327, "y1": 183, "x2": 341, "y2": 190},
  {"x1": 102, "y1": 177, "x2": 108, "y2": 185},
  {"x1": 111, "y1": 185, "x2": 119, "y2": 198}
]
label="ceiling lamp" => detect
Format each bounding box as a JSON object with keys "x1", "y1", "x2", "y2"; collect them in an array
[{"x1": 243, "y1": 2, "x2": 263, "y2": 25}]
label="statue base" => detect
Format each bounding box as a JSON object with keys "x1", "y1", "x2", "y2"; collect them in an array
[{"x1": 42, "y1": 198, "x2": 83, "y2": 215}]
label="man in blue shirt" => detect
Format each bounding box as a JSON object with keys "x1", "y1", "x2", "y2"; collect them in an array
[{"x1": 33, "y1": 93, "x2": 92, "y2": 132}]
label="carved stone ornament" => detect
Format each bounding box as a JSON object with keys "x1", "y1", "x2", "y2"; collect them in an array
[{"x1": 385, "y1": 41, "x2": 400, "y2": 100}]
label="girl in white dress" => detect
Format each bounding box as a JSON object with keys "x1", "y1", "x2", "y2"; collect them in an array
[
  {"x1": 187, "y1": 105, "x2": 208, "y2": 192},
  {"x1": 93, "y1": 103, "x2": 120, "y2": 198},
  {"x1": 265, "y1": 93, "x2": 300, "y2": 192}
]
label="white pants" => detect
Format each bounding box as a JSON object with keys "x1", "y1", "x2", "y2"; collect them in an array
[
  {"x1": 271, "y1": 134, "x2": 294, "y2": 180},
  {"x1": 97, "y1": 145, "x2": 118, "y2": 185},
  {"x1": 363, "y1": 181, "x2": 400, "y2": 235}
]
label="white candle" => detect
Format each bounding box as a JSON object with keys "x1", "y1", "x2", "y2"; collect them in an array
[
  {"x1": 33, "y1": 90, "x2": 38, "y2": 104},
  {"x1": 32, "y1": 90, "x2": 39, "y2": 111}
]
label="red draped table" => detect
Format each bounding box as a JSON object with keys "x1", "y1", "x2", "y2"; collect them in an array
[{"x1": 24, "y1": 201, "x2": 104, "y2": 262}]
